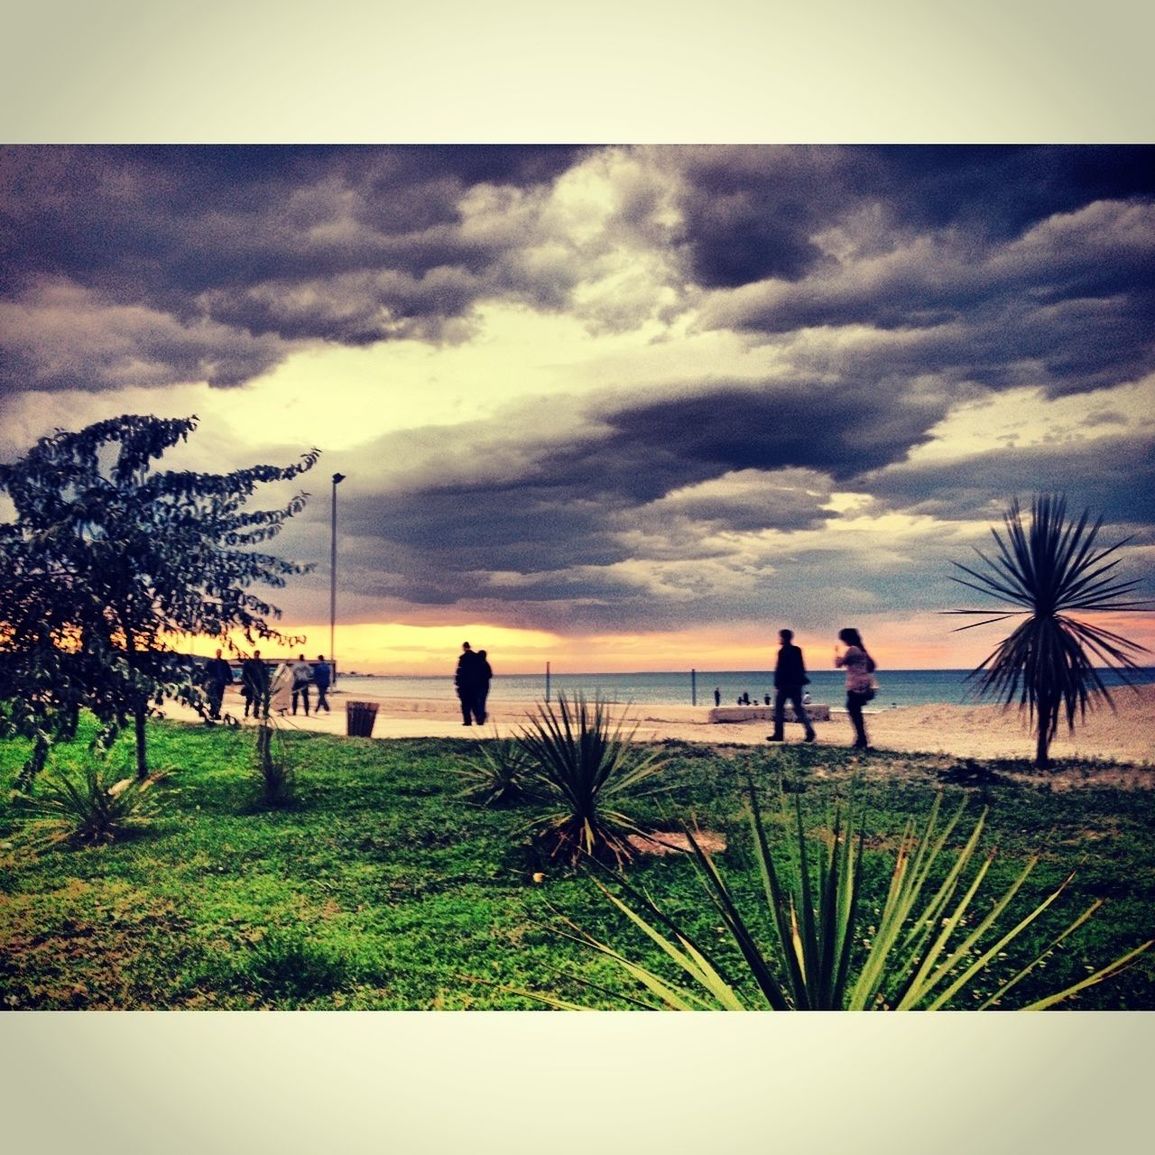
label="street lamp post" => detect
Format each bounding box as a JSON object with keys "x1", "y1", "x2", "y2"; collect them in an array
[{"x1": 330, "y1": 472, "x2": 346, "y2": 685}]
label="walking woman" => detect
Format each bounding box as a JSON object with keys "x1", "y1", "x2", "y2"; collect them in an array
[{"x1": 834, "y1": 627, "x2": 875, "y2": 750}]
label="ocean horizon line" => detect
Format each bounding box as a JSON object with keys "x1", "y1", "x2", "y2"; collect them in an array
[
  {"x1": 339, "y1": 665, "x2": 1153, "y2": 679},
  {"x1": 329, "y1": 667, "x2": 1155, "y2": 712}
]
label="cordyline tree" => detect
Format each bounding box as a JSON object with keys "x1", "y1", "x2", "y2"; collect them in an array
[
  {"x1": 946, "y1": 494, "x2": 1151, "y2": 770},
  {"x1": 0, "y1": 414, "x2": 319, "y2": 787}
]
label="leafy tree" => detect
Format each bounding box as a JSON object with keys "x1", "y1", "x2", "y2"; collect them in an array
[
  {"x1": 0, "y1": 414, "x2": 319, "y2": 785},
  {"x1": 946, "y1": 494, "x2": 1151, "y2": 769}
]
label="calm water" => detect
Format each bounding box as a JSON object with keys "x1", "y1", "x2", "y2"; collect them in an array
[{"x1": 334, "y1": 667, "x2": 1155, "y2": 711}]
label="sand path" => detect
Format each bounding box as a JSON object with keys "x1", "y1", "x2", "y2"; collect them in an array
[{"x1": 172, "y1": 682, "x2": 1154, "y2": 772}]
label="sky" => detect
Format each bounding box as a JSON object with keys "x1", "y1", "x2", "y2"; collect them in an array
[{"x1": 2, "y1": 144, "x2": 1154, "y2": 675}]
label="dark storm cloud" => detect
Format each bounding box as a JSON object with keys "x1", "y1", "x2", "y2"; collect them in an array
[
  {"x1": 1, "y1": 279, "x2": 287, "y2": 391},
  {"x1": 601, "y1": 383, "x2": 950, "y2": 482},
  {"x1": 670, "y1": 145, "x2": 1155, "y2": 287},
  {"x1": 0, "y1": 145, "x2": 588, "y2": 392},
  {"x1": 664, "y1": 146, "x2": 843, "y2": 286},
  {"x1": 673, "y1": 146, "x2": 1155, "y2": 396},
  {"x1": 1, "y1": 145, "x2": 584, "y2": 293},
  {"x1": 860, "y1": 146, "x2": 1155, "y2": 238},
  {"x1": 868, "y1": 434, "x2": 1155, "y2": 532},
  {"x1": 321, "y1": 370, "x2": 955, "y2": 615},
  {"x1": 4, "y1": 144, "x2": 1153, "y2": 405}
]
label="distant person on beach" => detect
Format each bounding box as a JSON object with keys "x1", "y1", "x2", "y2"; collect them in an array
[
  {"x1": 313, "y1": 654, "x2": 332, "y2": 713},
  {"x1": 455, "y1": 642, "x2": 482, "y2": 726},
  {"x1": 835, "y1": 627, "x2": 876, "y2": 751},
  {"x1": 769, "y1": 629, "x2": 816, "y2": 743},
  {"x1": 290, "y1": 653, "x2": 313, "y2": 716},
  {"x1": 475, "y1": 649, "x2": 494, "y2": 725},
  {"x1": 713, "y1": 687, "x2": 721, "y2": 707},
  {"x1": 203, "y1": 648, "x2": 232, "y2": 721},
  {"x1": 241, "y1": 651, "x2": 269, "y2": 718}
]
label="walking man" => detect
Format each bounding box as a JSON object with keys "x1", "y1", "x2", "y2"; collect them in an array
[
  {"x1": 769, "y1": 629, "x2": 816, "y2": 743},
  {"x1": 313, "y1": 654, "x2": 332, "y2": 712},
  {"x1": 290, "y1": 653, "x2": 313, "y2": 716},
  {"x1": 203, "y1": 648, "x2": 233, "y2": 721},
  {"x1": 242, "y1": 650, "x2": 270, "y2": 719}
]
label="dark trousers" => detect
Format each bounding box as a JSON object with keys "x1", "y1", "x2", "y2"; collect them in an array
[
  {"x1": 773, "y1": 687, "x2": 814, "y2": 736},
  {"x1": 292, "y1": 684, "x2": 311, "y2": 715},
  {"x1": 846, "y1": 690, "x2": 870, "y2": 747},
  {"x1": 315, "y1": 685, "x2": 330, "y2": 712},
  {"x1": 207, "y1": 684, "x2": 226, "y2": 720}
]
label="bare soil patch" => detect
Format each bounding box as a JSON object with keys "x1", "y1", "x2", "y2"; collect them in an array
[{"x1": 627, "y1": 831, "x2": 727, "y2": 857}]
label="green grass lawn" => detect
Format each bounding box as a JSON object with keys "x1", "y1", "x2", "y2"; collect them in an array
[{"x1": 2, "y1": 717, "x2": 1154, "y2": 1010}]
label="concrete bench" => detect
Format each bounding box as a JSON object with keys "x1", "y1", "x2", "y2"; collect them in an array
[{"x1": 708, "y1": 704, "x2": 831, "y2": 723}]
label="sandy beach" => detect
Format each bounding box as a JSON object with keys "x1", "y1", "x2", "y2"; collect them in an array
[{"x1": 178, "y1": 682, "x2": 1155, "y2": 772}]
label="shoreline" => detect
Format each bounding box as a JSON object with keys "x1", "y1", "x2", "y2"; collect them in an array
[{"x1": 174, "y1": 683, "x2": 1155, "y2": 769}]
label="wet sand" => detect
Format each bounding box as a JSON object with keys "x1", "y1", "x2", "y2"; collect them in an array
[{"x1": 175, "y1": 682, "x2": 1155, "y2": 768}]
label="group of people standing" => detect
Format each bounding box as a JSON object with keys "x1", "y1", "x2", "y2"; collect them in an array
[
  {"x1": 771, "y1": 627, "x2": 877, "y2": 750},
  {"x1": 200, "y1": 651, "x2": 334, "y2": 721},
  {"x1": 454, "y1": 641, "x2": 493, "y2": 725},
  {"x1": 283, "y1": 653, "x2": 333, "y2": 716}
]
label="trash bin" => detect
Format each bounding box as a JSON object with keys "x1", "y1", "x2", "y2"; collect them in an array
[{"x1": 346, "y1": 701, "x2": 379, "y2": 737}]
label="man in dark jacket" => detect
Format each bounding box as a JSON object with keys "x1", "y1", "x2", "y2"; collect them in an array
[
  {"x1": 313, "y1": 654, "x2": 333, "y2": 712},
  {"x1": 769, "y1": 629, "x2": 816, "y2": 743},
  {"x1": 454, "y1": 642, "x2": 482, "y2": 725},
  {"x1": 241, "y1": 651, "x2": 270, "y2": 719},
  {"x1": 203, "y1": 648, "x2": 233, "y2": 720}
]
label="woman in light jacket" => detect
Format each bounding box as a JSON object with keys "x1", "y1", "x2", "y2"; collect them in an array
[{"x1": 834, "y1": 627, "x2": 874, "y2": 750}]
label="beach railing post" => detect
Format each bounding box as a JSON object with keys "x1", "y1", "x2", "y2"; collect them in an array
[
  {"x1": 691, "y1": 668, "x2": 697, "y2": 706},
  {"x1": 545, "y1": 661, "x2": 551, "y2": 703}
]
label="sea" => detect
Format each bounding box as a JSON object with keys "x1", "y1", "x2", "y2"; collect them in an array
[{"x1": 334, "y1": 667, "x2": 1155, "y2": 712}]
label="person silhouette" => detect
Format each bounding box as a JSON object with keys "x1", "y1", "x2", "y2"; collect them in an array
[
  {"x1": 241, "y1": 650, "x2": 269, "y2": 719},
  {"x1": 313, "y1": 654, "x2": 332, "y2": 712},
  {"x1": 455, "y1": 642, "x2": 482, "y2": 725},
  {"x1": 834, "y1": 627, "x2": 876, "y2": 750},
  {"x1": 475, "y1": 649, "x2": 493, "y2": 724},
  {"x1": 203, "y1": 648, "x2": 232, "y2": 721},
  {"x1": 290, "y1": 653, "x2": 313, "y2": 715},
  {"x1": 768, "y1": 629, "x2": 816, "y2": 743}
]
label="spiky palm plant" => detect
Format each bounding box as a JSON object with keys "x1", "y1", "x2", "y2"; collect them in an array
[
  {"x1": 455, "y1": 732, "x2": 533, "y2": 807},
  {"x1": 254, "y1": 711, "x2": 295, "y2": 807},
  {"x1": 533, "y1": 782, "x2": 1152, "y2": 1010},
  {"x1": 516, "y1": 694, "x2": 668, "y2": 867},
  {"x1": 15, "y1": 761, "x2": 170, "y2": 848},
  {"x1": 946, "y1": 494, "x2": 1150, "y2": 769}
]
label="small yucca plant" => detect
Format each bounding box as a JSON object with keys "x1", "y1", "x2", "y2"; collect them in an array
[
  {"x1": 254, "y1": 713, "x2": 295, "y2": 807},
  {"x1": 516, "y1": 694, "x2": 668, "y2": 867},
  {"x1": 15, "y1": 761, "x2": 170, "y2": 848},
  {"x1": 455, "y1": 732, "x2": 533, "y2": 807},
  {"x1": 536, "y1": 781, "x2": 1152, "y2": 1010}
]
